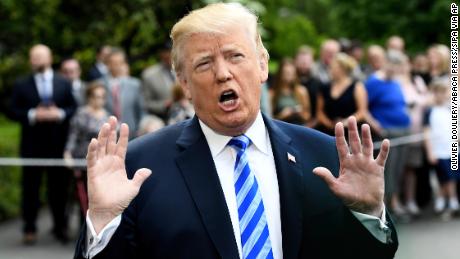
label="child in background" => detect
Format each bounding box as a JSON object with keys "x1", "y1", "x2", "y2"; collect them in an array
[{"x1": 424, "y1": 80, "x2": 459, "y2": 214}]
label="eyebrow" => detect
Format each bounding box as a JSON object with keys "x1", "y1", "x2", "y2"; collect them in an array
[
  {"x1": 191, "y1": 44, "x2": 244, "y2": 64},
  {"x1": 192, "y1": 53, "x2": 212, "y2": 65}
]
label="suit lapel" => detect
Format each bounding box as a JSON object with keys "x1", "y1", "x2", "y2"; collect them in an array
[
  {"x1": 28, "y1": 75, "x2": 42, "y2": 105},
  {"x1": 175, "y1": 117, "x2": 239, "y2": 259},
  {"x1": 52, "y1": 73, "x2": 60, "y2": 102},
  {"x1": 263, "y1": 116, "x2": 304, "y2": 259}
]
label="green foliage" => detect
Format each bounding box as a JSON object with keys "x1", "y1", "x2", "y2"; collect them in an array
[
  {"x1": 327, "y1": 0, "x2": 451, "y2": 54},
  {"x1": 264, "y1": 13, "x2": 322, "y2": 59},
  {"x1": 0, "y1": 115, "x2": 21, "y2": 221}
]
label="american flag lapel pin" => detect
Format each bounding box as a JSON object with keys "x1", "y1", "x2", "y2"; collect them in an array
[{"x1": 287, "y1": 152, "x2": 296, "y2": 163}]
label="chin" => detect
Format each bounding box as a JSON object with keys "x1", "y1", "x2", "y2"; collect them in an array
[{"x1": 217, "y1": 110, "x2": 257, "y2": 135}]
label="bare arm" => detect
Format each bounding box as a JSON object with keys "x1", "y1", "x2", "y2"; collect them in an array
[
  {"x1": 297, "y1": 86, "x2": 311, "y2": 122},
  {"x1": 316, "y1": 93, "x2": 335, "y2": 129},
  {"x1": 351, "y1": 82, "x2": 369, "y2": 123}
]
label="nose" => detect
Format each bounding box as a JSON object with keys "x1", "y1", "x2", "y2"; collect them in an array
[{"x1": 215, "y1": 58, "x2": 233, "y2": 83}]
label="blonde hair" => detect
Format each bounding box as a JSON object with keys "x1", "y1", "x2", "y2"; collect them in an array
[
  {"x1": 333, "y1": 53, "x2": 357, "y2": 75},
  {"x1": 428, "y1": 44, "x2": 450, "y2": 74},
  {"x1": 170, "y1": 2, "x2": 269, "y2": 75}
]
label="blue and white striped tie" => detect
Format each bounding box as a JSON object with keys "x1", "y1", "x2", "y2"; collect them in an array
[{"x1": 228, "y1": 135, "x2": 273, "y2": 259}]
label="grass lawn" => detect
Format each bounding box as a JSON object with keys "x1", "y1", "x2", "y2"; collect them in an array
[{"x1": 0, "y1": 114, "x2": 21, "y2": 221}]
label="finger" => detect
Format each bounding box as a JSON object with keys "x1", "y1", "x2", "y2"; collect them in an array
[
  {"x1": 313, "y1": 167, "x2": 337, "y2": 191},
  {"x1": 108, "y1": 116, "x2": 118, "y2": 129},
  {"x1": 116, "y1": 123, "x2": 130, "y2": 159},
  {"x1": 376, "y1": 139, "x2": 390, "y2": 167},
  {"x1": 106, "y1": 118, "x2": 118, "y2": 155},
  {"x1": 335, "y1": 122, "x2": 349, "y2": 161},
  {"x1": 347, "y1": 116, "x2": 361, "y2": 155},
  {"x1": 131, "y1": 168, "x2": 152, "y2": 189},
  {"x1": 361, "y1": 124, "x2": 374, "y2": 158},
  {"x1": 86, "y1": 138, "x2": 98, "y2": 170},
  {"x1": 97, "y1": 123, "x2": 110, "y2": 156}
]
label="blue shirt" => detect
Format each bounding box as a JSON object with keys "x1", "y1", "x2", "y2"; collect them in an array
[{"x1": 365, "y1": 74, "x2": 410, "y2": 129}]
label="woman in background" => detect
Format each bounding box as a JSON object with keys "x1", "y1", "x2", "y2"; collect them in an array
[
  {"x1": 316, "y1": 53, "x2": 368, "y2": 136},
  {"x1": 270, "y1": 58, "x2": 310, "y2": 125},
  {"x1": 64, "y1": 82, "x2": 110, "y2": 219},
  {"x1": 365, "y1": 50, "x2": 411, "y2": 217},
  {"x1": 396, "y1": 53, "x2": 429, "y2": 216}
]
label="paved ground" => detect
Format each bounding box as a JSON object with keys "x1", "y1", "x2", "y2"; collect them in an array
[
  {"x1": 0, "y1": 208, "x2": 459, "y2": 259},
  {"x1": 0, "y1": 207, "x2": 79, "y2": 259}
]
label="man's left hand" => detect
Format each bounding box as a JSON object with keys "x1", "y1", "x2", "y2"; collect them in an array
[{"x1": 313, "y1": 116, "x2": 390, "y2": 217}]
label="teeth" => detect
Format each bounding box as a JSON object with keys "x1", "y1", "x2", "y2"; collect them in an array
[
  {"x1": 223, "y1": 91, "x2": 233, "y2": 96},
  {"x1": 222, "y1": 99, "x2": 236, "y2": 106}
]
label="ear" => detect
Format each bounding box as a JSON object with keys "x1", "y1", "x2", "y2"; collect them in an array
[
  {"x1": 178, "y1": 73, "x2": 192, "y2": 100},
  {"x1": 259, "y1": 55, "x2": 269, "y2": 83}
]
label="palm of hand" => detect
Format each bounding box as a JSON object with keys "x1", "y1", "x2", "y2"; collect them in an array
[
  {"x1": 88, "y1": 154, "x2": 136, "y2": 215},
  {"x1": 314, "y1": 117, "x2": 389, "y2": 217},
  {"x1": 86, "y1": 117, "x2": 152, "y2": 226}
]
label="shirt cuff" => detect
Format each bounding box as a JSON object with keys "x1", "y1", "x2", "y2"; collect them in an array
[
  {"x1": 28, "y1": 109, "x2": 37, "y2": 125},
  {"x1": 85, "y1": 211, "x2": 122, "y2": 259},
  {"x1": 350, "y1": 206, "x2": 392, "y2": 244},
  {"x1": 57, "y1": 108, "x2": 66, "y2": 121}
]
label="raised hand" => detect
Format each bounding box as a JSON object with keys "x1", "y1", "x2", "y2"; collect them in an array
[
  {"x1": 87, "y1": 116, "x2": 152, "y2": 234},
  {"x1": 313, "y1": 116, "x2": 390, "y2": 217}
]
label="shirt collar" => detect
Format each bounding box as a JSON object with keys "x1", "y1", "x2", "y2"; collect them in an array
[
  {"x1": 34, "y1": 68, "x2": 53, "y2": 81},
  {"x1": 96, "y1": 61, "x2": 108, "y2": 74},
  {"x1": 199, "y1": 112, "x2": 269, "y2": 158}
]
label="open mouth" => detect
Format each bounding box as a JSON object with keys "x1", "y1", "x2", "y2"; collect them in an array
[
  {"x1": 218, "y1": 89, "x2": 239, "y2": 111},
  {"x1": 219, "y1": 90, "x2": 238, "y2": 104}
]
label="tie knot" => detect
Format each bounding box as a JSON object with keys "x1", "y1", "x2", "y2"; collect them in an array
[{"x1": 228, "y1": 135, "x2": 251, "y2": 152}]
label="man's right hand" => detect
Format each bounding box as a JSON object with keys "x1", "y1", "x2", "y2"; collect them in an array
[{"x1": 87, "y1": 116, "x2": 152, "y2": 234}]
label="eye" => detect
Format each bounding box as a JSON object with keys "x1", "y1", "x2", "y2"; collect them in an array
[
  {"x1": 230, "y1": 53, "x2": 244, "y2": 62},
  {"x1": 195, "y1": 61, "x2": 211, "y2": 71}
]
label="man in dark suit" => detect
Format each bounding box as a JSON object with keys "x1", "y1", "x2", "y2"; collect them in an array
[
  {"x1": 87, "y1": 45, "x2": 111, "y2": 82},
  {"x1": 75, "y1": 3, "x2": 398, "y2": 259},
  {"x1": 10, "y1": 44, "x2": 77, "y2": 244}
]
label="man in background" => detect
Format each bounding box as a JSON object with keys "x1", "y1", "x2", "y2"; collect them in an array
[
  {"x1": 294, "y1": 45, "x2": 323, "y2": 126},
  {"x1": 87, "y1": 45, "x2": 111, "y2": 82},
  {"x1": 100, "y1": 48, "x2": 144, "y2": 138},
  {"x1": 61, "y1": 58, "x2": 86, "y2": 106},
  {"x1": 9, "y1": 44, "x2": 77, "y2": 245},
  {"x1": 312, "y1": 39, "x2": 340, "y2": 85},
  {"x1": 141, "y1": 41, "x2": 176, "y2": 120},
  {"x1": 386, "y1": 35, "x2": 405, "y2": 53}
]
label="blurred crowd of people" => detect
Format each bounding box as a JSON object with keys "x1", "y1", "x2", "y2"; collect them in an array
[
  {"x1": 267, "y1": 36, "x2": 455, "y2": 224},
  {"x1": 6, "y1": 35, "x2": 455, "y2": 245}
]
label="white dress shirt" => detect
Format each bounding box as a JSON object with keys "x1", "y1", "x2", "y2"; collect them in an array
[
  {"x1": 34, "y1": 68, "x2": 54, "y2": 100},
  {"x1": 85, "y1": 112, "x2": 390, "y2": 259},
  {"x1": 199, "y1": 112, "x2": 283, "y2": 259}
]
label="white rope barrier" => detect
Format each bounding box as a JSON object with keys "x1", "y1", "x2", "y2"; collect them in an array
[
  {"x1": 0, "y1": 133, "x2": 429, "y2": 168},
  {"x1": 0, "y1": 158, "x2": 86, "y2": 167},
  {"x1": 373, "y1": 133, "x2": 426, "y2": 149}
]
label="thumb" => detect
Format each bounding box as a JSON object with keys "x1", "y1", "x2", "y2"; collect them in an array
[
  {"x1": 313, "y1": 167, "x2": 337, "y2": 189},
  {"x1": 131, "y1": 168, "x2": 152, "y2": 188}
]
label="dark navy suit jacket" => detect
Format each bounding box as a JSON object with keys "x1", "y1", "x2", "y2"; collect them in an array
[
  {"x1": 9, "y1": 73, "x2": 77, "y2": 158},
  {"x1": 74, "y1": 115, "x2": 398, "y2": 259}
]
